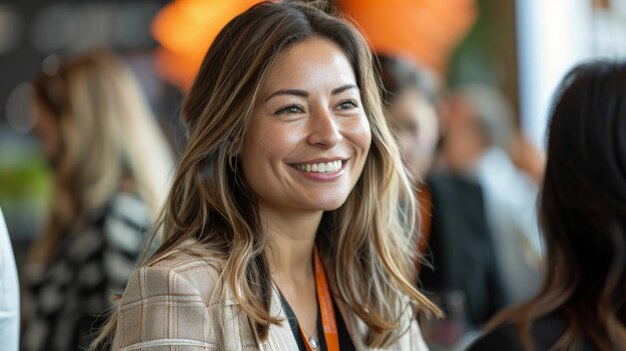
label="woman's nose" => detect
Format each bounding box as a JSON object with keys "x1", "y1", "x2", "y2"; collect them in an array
[{"x1": 307, "y1": 108, "x2": 343, "y2": 148}]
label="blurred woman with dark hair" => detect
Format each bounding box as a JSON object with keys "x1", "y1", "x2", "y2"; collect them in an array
[{"x1": 469, "y1": 60, "x2": 626, "y2": 350}]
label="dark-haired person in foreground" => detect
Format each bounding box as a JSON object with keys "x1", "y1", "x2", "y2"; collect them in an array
[{"x1": 469, "y1": 60, "x2": 626, "y2": 351}]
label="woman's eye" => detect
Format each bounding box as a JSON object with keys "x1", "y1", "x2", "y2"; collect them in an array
[
  {"x1": 337, "y1": 99, "x2": 358, "y2": 110},
  {"x1": 275, "y1": 103, "x2": 304, "y2": 115}
]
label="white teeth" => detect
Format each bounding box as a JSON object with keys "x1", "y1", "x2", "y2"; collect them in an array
[{"x1": 293, "y1": 160, "x2": 343, "y2": 173}]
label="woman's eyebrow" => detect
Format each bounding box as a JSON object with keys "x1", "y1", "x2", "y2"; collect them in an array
[
  {"x1": 331, "y1": 84, "x2": 358, "y2": 95},
  {"x1": 265, "y1": 89, "x2": 308, "y2": 102},
  {"x1": 265, "y1": 84, "x2": 359, "y2": 102}
]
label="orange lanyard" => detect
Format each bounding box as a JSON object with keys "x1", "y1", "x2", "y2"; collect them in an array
[{"x1": 299, "y1": 247, "x2": 340, "y2": 351}]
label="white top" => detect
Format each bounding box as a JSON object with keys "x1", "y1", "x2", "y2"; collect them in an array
[
  {"x1": 0, "y1": 208, "x2": 19, "y2": 351},
  {"x1": 475, "y1": 147, "x2": 545, "y2": 306}
]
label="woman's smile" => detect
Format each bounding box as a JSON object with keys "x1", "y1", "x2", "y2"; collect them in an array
[{"x1": 287, "y1": 158, "x2": 348, "y2": 181}]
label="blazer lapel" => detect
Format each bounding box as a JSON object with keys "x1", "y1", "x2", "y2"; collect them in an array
[{"x1": 256, "y1": 286, "x2": 300, "y2": 351}]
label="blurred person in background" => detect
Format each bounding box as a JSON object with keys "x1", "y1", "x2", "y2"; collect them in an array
[
  {"x1": 22, "y1": 50, "x2": 173, "y2": 351},
  {"x1": 0, "y1": 208, "x2": 19, "y2": 351},
  {"x1": 442, "y1": 84, "x2": 544, "y2": 307},
  {"x1": 376, "y1": 54, "x2": 440, "y2": 181},
  {"x1": 469, "y1": 60, "x2": 626, "y2": 351},
  {"x1": 377, "y1": 55, "x2": 504, "y2": 338},
  {"x1": 94, "y1": 2, "x2": 441, "y2": 350}
]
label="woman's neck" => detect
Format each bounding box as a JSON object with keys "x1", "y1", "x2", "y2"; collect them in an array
[
  {"x1": 261, "y1": 205, "x2": 323, "y2": 283},
  {"x1": 258, "y1": 204, "x2": 326, "y2": 341}
]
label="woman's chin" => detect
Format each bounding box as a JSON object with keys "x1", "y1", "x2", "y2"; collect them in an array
[{"x1": 312, "y1": 196, "x2": 351, "y2": 211}]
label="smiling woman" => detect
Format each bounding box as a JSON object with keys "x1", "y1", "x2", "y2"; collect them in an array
[
  {"x1": 94, "y1": 1, "x2": 440, "y2": 350},
  {"x1": 241, "y1": 37, "x2": 371, "y2": 215}
]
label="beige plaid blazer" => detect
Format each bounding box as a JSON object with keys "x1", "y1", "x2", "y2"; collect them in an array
[{"x1": 111, "y1": 244, "x2": 429, "y2": 351}]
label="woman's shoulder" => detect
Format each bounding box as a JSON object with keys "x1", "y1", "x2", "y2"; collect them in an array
[
  {"x1": 112, "y1": 242, "x2": 237, "y2": 351},
  {"x1": 120, "y1": 240, "x2": 226, "y2": 306},
  {"x1": 150, "y1": 239, "x2": 223, "y2": 269}
]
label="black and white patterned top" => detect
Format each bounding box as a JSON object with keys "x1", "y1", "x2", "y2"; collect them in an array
[{"x1": 22, "y1": 193, "x2": 151, "y2": 351}]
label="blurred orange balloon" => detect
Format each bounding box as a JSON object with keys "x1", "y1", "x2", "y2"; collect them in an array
[
  {"x1": 151, "y1": 0, "x2": 262, "y2": 90},
  {"x1": 151, "y1": 0, "x2": 477, "y2": 90},
  {"x1": 338, "y1": 0, "x2": 477, "y2": 76}
]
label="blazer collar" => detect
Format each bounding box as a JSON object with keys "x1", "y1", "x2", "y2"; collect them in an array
[{"x1": 256, "y1": 286, "x2": 368, "y2": 351}]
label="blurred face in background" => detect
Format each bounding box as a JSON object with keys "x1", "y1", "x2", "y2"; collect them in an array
[
  {"x1": 440, "y1": 95, "x2": 487, "y2": 173},
  {"x1": 389, "y1": 89, "x2": 439, "y2": 179}
]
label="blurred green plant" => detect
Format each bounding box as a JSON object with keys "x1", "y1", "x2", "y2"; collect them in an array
[{"x1": 0, "y1": 140, "x2": 52, "y2": 239}]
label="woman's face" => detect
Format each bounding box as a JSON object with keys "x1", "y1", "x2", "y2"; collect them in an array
[
  {"x1": 239, "y1": 37, "x2": 372, "y2": 216},
  {"x1": 389, "y1": 89, "x2": 439, "y2": 179}
]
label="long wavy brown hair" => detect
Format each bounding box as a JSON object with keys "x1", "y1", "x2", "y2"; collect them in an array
[
  {"x1": 96, "y1": 1, "x2": 440, "y2": 348},
  {"x1": 484, "y1": 60, "x2": 626, "y2": 350}
]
